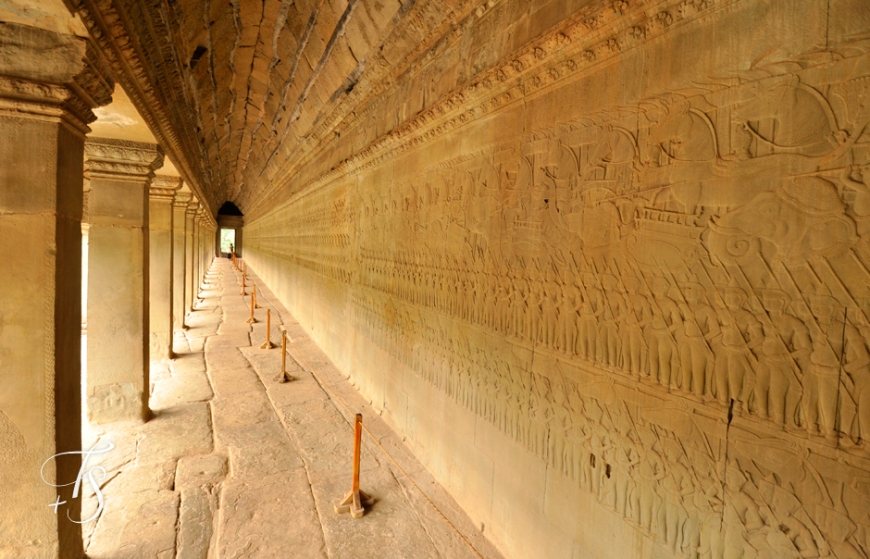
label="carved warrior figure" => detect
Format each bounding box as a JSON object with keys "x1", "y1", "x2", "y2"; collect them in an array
[
  {"x1": 646, "y1": 277, "x2": 681, "y2": 388},
  {"x1": 757, "y1": 290, "x2": 809, "y2": 428},
  {"x1": 714, "y1": 287, "x2": 762, "y2": 412},
  {"x1": 675, "y1": 282, "x2": 719, "y2": 399}
]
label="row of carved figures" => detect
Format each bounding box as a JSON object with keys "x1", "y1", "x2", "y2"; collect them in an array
[
  {"x1": 356, "y1": 252, "x2": 870, "y2": 445},
  {"x1": 351, "y1": 296, "x2": 869, "y2": 559}
]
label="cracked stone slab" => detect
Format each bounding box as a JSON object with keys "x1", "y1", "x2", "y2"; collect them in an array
[
  {"x1": 211, "y1": 390, "x2": 275, "y2": 429},
  {"x1": 217, "y1": 470, "x2": 327, "y2": 559},
  {"x1": 172, "y1": 355, "x2": 208, "y2": 375},
  {"x1": 176, "y1": 454, "x2": 228, "y2": 488},
  {"x1": 205, "y1": 333, "x2": 252, "y2": 350},
  {"x1": 215, "y1": 420, "x2": 304, "y2": 476},
  {"x1": 309, "y1": 467, "x2": 444, "y2": 559},
  {"x1": 150, "y1": 371, "x2": 213, "y2": 409},
  {"x1": 208, "y1": 367, "x2": 264, "y2": 396},
  {"x1": 178, "y1": 486, "x2": 217, "y2": 559},
  {"x1": 205, "y1": 347, "x2": 251, "y2": 372},
  {"x1": 88, "y1": 489, "x2": 179, "y2": 559},
  {"x1": 137, "y1": 402, "x2": 213, "y2": 465},
  {"x1": 278, "y1": 402, "x2": 382, "y2": 478}
]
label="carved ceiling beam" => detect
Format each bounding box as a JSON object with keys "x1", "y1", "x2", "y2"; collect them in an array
[{"x1": 65, "y1": 0, "x2": 214, "y2": 215}]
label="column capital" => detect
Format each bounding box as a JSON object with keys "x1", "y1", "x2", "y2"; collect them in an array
[
  {"x1": 185, "y1": 198, "x2": 200, "y2": 216},
  {"x1": 84, "y1": 137, "x2": 164, "y2": 181},
  {"x1": 149, "y1": 175, "x2": 182, "y2": 201},
  {"x1": 173, "y1": 191, "x2": 193, "y2": 208},
  {"x1": 0, "y1": 22, "x2": 114, "y2": 135}
]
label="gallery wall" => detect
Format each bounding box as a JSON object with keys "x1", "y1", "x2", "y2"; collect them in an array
[{"x1": 245, "y1": 0, "x2": 870, "y2": 557}]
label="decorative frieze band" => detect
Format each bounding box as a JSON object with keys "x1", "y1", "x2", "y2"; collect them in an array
[
  {"x1": 254, "y1": 0, "x2": 725, "y2": 218},
  {"x1": 84, "y1": 137, "x2": 164, "y2": 181}
]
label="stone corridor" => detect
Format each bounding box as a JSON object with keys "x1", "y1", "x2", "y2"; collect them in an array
[{"x1": 79, "y1": 258, "x2": 502, "y2": 559}]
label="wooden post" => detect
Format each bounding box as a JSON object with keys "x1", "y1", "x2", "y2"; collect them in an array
[
  {"x1": 275, "y1": 329, "x2": 290, "y2": 383},
  {"x1": 246, "y1": 291, "x2": 257, "y2": 324},
  {"x1": 240, "y1": 274, "x2": 245, "y2": 295},
  {"x1": 334, "y1": 413, "x2": 371, "y2": 518},
  {"x1": 253, "y1": 283, "x2": 260, "y2": 308},
  {"x1": 260, "y1": 309, "x2": 276, "y2": 349}
]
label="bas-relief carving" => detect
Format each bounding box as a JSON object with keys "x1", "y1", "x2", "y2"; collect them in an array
[{"x1": 246, "y1": 41, "x2": 870, "y2": 559}]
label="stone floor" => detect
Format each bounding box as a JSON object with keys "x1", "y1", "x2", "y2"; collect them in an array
[{"x1": 80, "y1": 258, "x2": 503, "y2": 559}]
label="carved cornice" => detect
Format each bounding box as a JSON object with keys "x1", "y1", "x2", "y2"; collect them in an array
[
  {"x1": 84, "y1": 137, "x2": 164, "y2": 181},
  {"x1": 251, "y1": 0, "x2": 724, "y2": 219},
  {"x1": 0, "y1": 23, "x2": 114, "y2": 135},
  {"x1": 67, "y1": 0, "x2": 211, "y2": 211}
]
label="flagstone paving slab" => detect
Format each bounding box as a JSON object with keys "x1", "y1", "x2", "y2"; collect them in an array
[{"x1": 82, "y1": 259, "x2": 502, "y2": 559}]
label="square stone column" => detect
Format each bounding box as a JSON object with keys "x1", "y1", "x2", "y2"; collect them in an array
[
  {"x1": 195, "y1": 210, "x2": 204, "y2": 299},
  {"x1": 148, "y1": 176, "x2": 180, "y2": 359},
  {"x1": 184, "y1": 199, "x2": 198, "y2": 314},
  {"x1": 0, "y1": 21, "x2": 113, "y2": 559},
  {"x1": 172, "y1": 191, "x2": 191, "y2": 332},
  {"x1": 84, "y1": 137, "x2": 163, "y2": 424},
  {"x1": 197, "y1": 210, "x2": 209, "y2": 289}
]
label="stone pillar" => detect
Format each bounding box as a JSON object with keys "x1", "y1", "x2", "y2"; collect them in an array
[
  {"x1": 198, "y1": 211, "x2": 209, "y2": 285},
  {"x1": 194, "y1": 208, "x2": 204, "y2": 299},
  {"x1": 172, "y1": 191, "x2": 190, "y2": 332},
  {"x1": 148, "y1": 176, "x2": 180, "y2": 359},
  {"x1": 193, "y1": 212, "x2": 201, "y2": 296},
  {"x1": 208, "y1": 222, "x2": 215, "y2": 264},
  {"x1": 84, "y1": 137, "x2": 163, "y2": 424},
  {"x1": 184, "y1": 199, "x2": 198, "y2": 314},
  {"x1": 0, "y1": 20, "x2": 113, "y2": 559}
]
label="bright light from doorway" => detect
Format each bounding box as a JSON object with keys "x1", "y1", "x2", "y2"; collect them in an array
[{"x1": 219, "y1": 228, "x2": 236, "y2": 253}]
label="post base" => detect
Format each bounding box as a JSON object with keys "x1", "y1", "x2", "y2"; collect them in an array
[
  {"x1": 260, "y1": 340, "x2": 276, "y2": 349},
  {"x1": 273, "y1": 372, "x2": 293, "y2": 383},
  {"x1": 334, "y1": 489, "x2": 372, "y2": 519},
  {"x1": 246, "y1": 317, "x2": 258, "y2": 324}
]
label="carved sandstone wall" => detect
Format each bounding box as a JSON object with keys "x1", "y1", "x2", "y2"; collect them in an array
[{"x1": 245, "y1": 1, "x2": 870, "y2": 558}]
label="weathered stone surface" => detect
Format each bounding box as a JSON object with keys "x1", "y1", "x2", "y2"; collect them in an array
[
  {"x1": 149, "y1": 176, "x2": 181, "y2": 359},
  {"x1": 217, "y1": 471, "x2": 327, "y2": 559},
  {"x1": 83, "y1": 258, "x2": 502, "y2": 559},
  {"x1": 176, "y1": 454, "x2": 227, "y2": 489},
  {"x1": 175, "y1": 4, "x2": 867, "y2": 558},
  {"x1": 0, "y1": 18, "x2": 115, "y2": 558},
  {"x1": 18, "y1": 0, "x2": 870, "y2": 555},
  {"x1": 137, "y1": 402, "x2": 213, "y2": 465},
  {"x1": 85, "y1": 137, "x2": 164, "y2": 424},
  {"x1": 177, "y1": 487, "x2": 216, "y2": 559}
]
